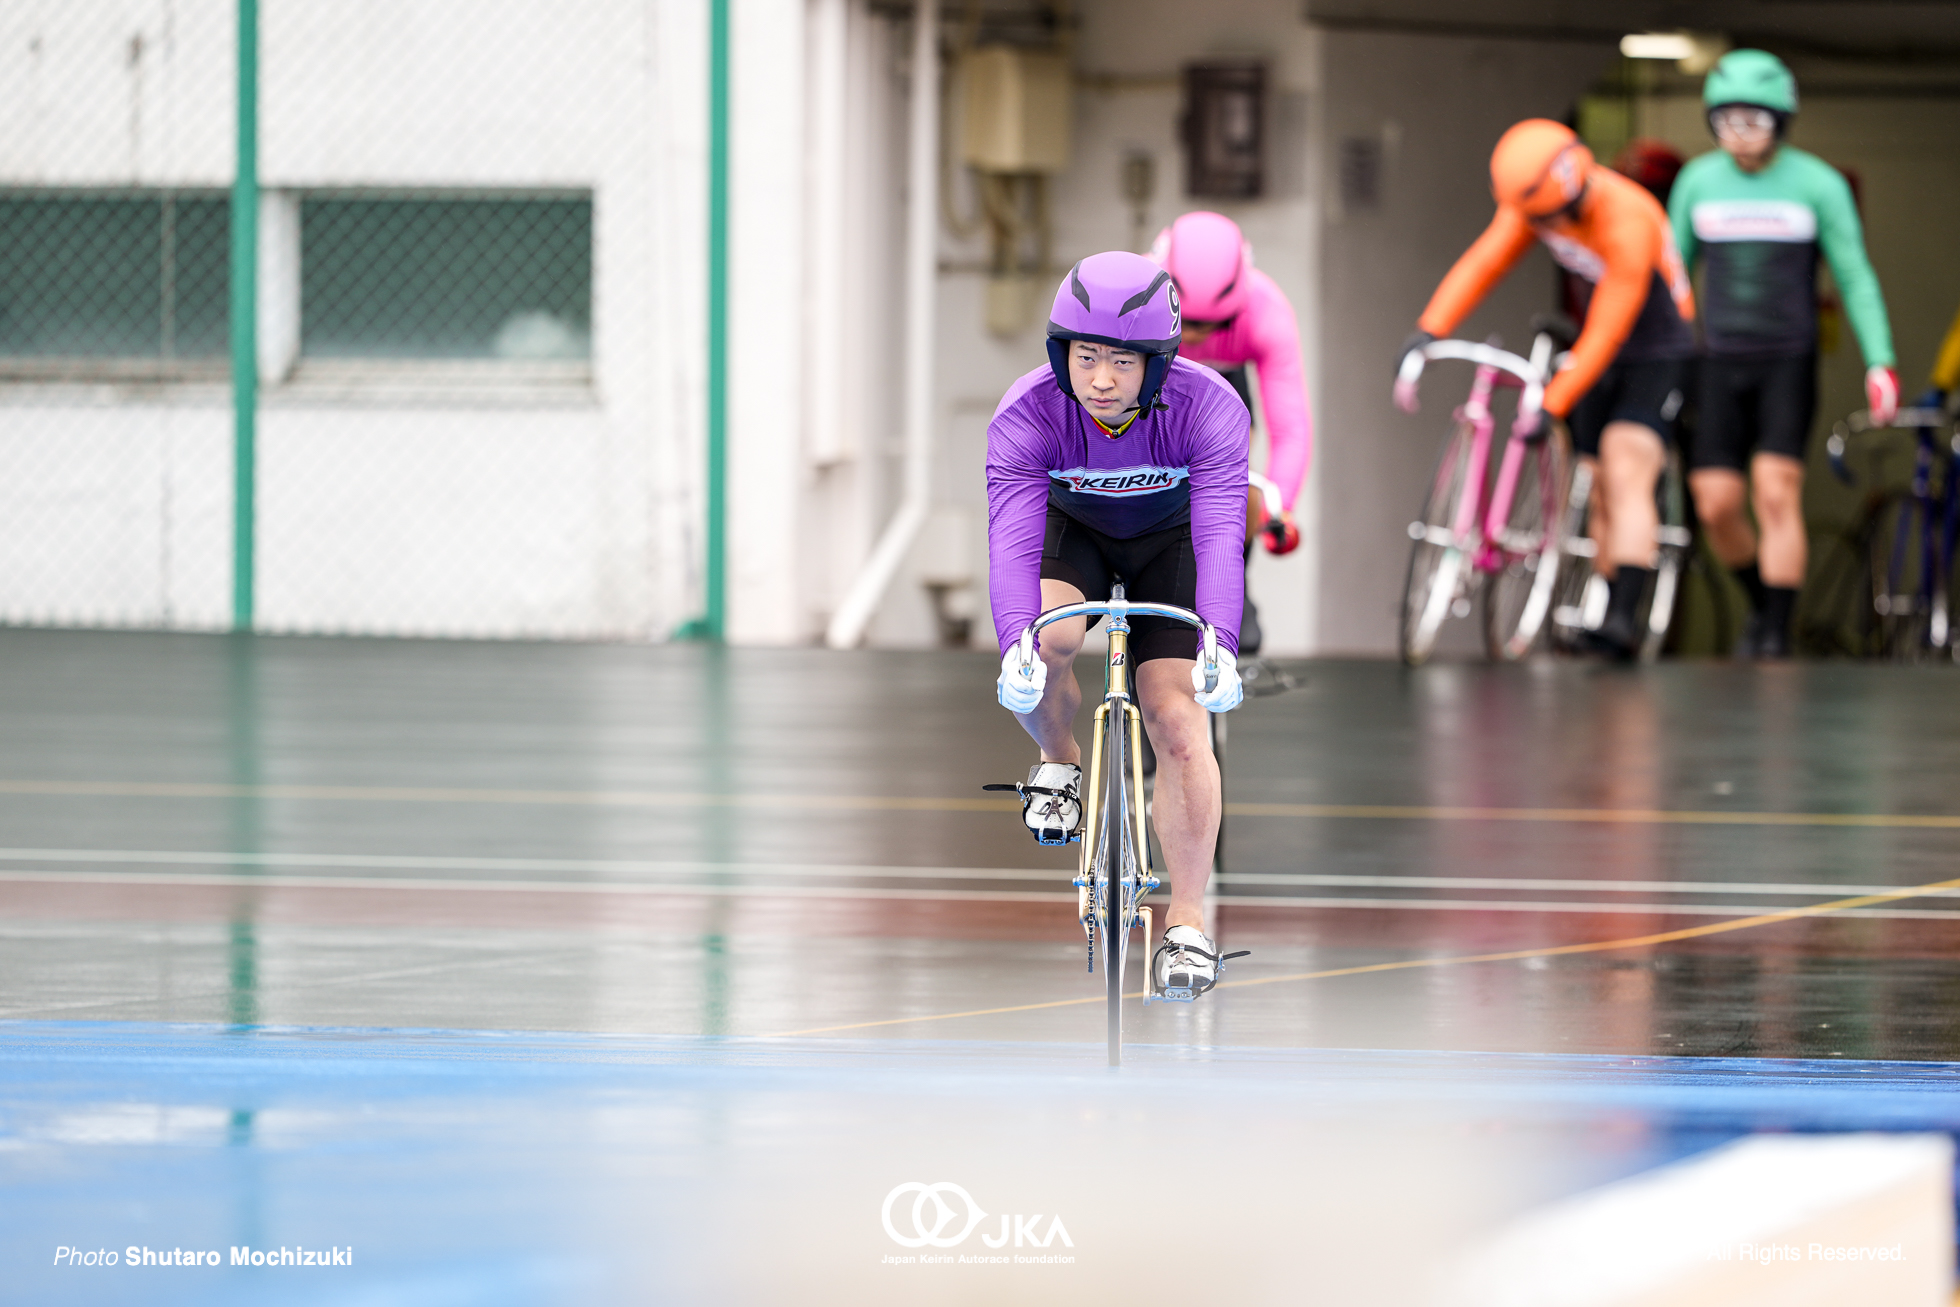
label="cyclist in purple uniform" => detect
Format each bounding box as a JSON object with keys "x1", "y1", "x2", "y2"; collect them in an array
[{"x1": 988, "y1": 251, "x2": 1248, "y2": 996}]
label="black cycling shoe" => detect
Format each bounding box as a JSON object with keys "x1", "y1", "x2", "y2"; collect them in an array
[
  {"x1": 1733, "y1": 611, "x2": 1763, "y2": 660},
  {"x1": 1578, "y1": 613, "x2": 1640, "y2": 662}
]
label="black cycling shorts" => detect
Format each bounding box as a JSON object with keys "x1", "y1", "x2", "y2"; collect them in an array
[
  {"x1": 1691, "y1": 352, "x2": 1816, "y2": 471},
  {"x1": 1040, "y1": 505, "x2": 1200, "y2": 663},
  {"x1": 1566, "y1": 356, "x2": 1686, "y2": 458}
]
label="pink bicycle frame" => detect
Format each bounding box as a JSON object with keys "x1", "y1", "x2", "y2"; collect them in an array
[{"x1": 1401, "y1": 337, "x2": 1555, "y2": 574}]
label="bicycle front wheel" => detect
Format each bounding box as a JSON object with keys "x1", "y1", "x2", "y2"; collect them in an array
[
  {"x1": 1866, "y1": 493, "x2": 1936, "y2": 661},
  {"x1": 1401, "y1": 419, "x2": 1477, "y2": 666},
  {"x1": 1100, "y1": 703, "x2": 1132, "y2": 1066},
  {"x1": 1483, "y1": 426, "x2": 1571, "y2": 660}
]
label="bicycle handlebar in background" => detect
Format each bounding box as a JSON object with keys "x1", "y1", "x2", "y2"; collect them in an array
[
  {"x1": 1826, "y1": 407, "x2": 1958, "y2": 485},
  {"x1": 1015, "y1": 585, "x2": 1222, "y2": 694},
  {"x1": 1395, "y1": 333, "x2": 1569, "y2": 429}
]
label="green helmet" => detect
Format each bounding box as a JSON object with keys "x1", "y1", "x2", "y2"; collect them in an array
[{"x1": 1703, "y1": 49, "x2": 1798, "y2": 115}]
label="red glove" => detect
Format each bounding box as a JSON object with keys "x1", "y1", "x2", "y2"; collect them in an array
[
  {"x1": 1866, "y1": 366, "x2": 1900, "y2": 426},
  {"x1": 1262, "y1": 512, "x2": 1301, "y2": 555}
]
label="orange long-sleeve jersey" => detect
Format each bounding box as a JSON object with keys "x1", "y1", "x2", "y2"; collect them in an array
[{"x1": 1417, "y1": 166, "x2": 1696, "y2": 418}]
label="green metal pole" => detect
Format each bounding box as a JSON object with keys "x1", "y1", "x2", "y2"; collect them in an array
[
  {"x1": 230, "y1": 0, "x2": 258, "y2": 631},
  {"x1": 680, "y1": 0, "x2": 729, "y2": 640}
]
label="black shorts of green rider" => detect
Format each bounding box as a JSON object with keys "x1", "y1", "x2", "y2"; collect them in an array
[
  {"x1": 1566, "y1": 356, "x2": 1687, "y2": 458},
  {"x1": 1689, "y1": 352, "x2": 1816, "y2": 471},
  {"x1": 1039, "y1": 504, "x2": 1201, "y2": 664}
]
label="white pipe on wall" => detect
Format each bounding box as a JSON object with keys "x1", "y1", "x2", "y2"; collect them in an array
[
  {"x1": 824, "y1": 0, "x2": 936, "y2": 649},
  {"x1": 806, "y1": 0, "x2": 848, "y2": 467}
]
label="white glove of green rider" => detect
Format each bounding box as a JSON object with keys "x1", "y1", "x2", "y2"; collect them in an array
[
  {"x1": 1191, "y1": 649, "x2": 1243, "y2": 713},
  {"x1": 996, "y1": 646, "x2": 1047, "y2": 713}
]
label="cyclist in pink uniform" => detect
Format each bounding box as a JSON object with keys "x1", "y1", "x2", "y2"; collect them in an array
[
  {"x1": 1151, "y1": 211, "x2": 1310, "y2": 652},
  {"x1": 988, "y1": 251, "x2": 1248, "y2": 996}
]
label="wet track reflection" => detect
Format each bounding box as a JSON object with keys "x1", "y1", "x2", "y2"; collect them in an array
[{"x1": 4, "y1": 632, "x2": 1960, "y2": 1300}]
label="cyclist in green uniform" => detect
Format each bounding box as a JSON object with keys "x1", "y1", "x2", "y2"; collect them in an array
[{"x1": 1670, "y1": 50, "x2": 1899, "y2": 658}]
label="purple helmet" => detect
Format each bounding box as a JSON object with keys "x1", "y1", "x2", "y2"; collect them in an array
[{"x1": 1045, "y1": 251, "x2": 1182, "y2": 415}]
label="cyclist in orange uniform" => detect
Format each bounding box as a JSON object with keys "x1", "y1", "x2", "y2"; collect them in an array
[{"x1": 1398, "y1": 119, "x2": 1696, "y2": 659}]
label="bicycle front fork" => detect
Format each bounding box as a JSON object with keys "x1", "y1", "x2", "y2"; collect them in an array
[{"x1": 1075, "y1": 699, "x2": 1160, "y2": 976}]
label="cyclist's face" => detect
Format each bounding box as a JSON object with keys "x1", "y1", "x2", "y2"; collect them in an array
[
  {"x1": 1069, "y1": 341, "x2": 1145, "y2": 423},
  {"x1": 1712, "y1": 106, "x2": 1777, "y2": 169},
  {"x1": 1181, "y1": 321, "x2": 1223, "y2": 347}
]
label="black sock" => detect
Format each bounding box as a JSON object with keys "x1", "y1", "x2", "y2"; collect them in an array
[
  {"x1": 1601, "y1": 565, "x2": 1654, "y2": 644},
  {"x1": 1762, "y1": 585, "x2": 1797, "y2": 640},
  {"x1": 1735, "y1": 563, "x2": 1768, "y2": 613}
]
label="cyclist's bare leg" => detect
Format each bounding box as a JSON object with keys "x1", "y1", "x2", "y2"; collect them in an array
[
  {"x1": 1748, "y1": 453, "x2": 1805, "y2": 586},
  {"x1": 1689, "y1": 468, "x2": 1757, "y2": 567},
  {"x1": 1598, "y1": 421, "x2": 1665, "y2": 568},
  {"x1": 1015, "y1": 578, "x2": 1086, "y2": 765},
  {"x1": 1136, "y1": 658, "x2": 1219, "y2": 932}
]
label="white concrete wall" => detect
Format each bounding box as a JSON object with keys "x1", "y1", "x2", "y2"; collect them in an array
[{"x1": 0, "y1": 0, "x2": 706, "y2": 638}]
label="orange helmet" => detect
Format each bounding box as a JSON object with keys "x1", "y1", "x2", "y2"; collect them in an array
[{"x1": 1490, "y1": 119, "x2": 1594, "y2": 218}]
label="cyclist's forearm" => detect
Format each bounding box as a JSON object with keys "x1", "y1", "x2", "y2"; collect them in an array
[
  {"x1": 985, "y1": 476, "x2": 1049, "y2": 653},
  {"x1": 1417, "y1": 209, "x2": 1535, "y2": 338},
  {"x1": 1544, "y1": 268, "x2": 1644, "y2": 416},
  {"x1": 1253, "y1": 351, "x2": 1312, "y2": 512}
]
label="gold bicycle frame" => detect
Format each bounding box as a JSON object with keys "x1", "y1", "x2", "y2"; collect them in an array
[{"x1": 1017, "y1": 585, "x2": 1216, "y2": 1062}]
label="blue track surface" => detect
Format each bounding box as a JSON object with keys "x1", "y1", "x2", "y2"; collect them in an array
[{"x1": 5, "y1": 1022, "x2": 1959, "y2": 1304}]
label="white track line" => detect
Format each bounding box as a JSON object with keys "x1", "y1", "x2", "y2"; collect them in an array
[
  {"x1": 0, "y1": 848, "x2": 1941, "y2": 900},
  {"x1": 2, "y1": 868, "x2": 1958, "y2": 921}
]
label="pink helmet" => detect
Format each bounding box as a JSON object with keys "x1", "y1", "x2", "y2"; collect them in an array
[{"x1": 1151, "y1": 211, "x2": 1251, "y2": 324}]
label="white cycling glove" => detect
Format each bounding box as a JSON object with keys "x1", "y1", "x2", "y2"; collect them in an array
[
  {"x1": 1191, "y1": 649, "x2": 1243, "y2": 713},
  {"x1": 996, "y1": 646, "x2": 1047, "y2": 713}
]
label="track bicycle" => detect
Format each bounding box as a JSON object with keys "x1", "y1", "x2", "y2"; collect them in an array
[
  {"x1": 1394, "y1": 328, "x2": 1572, "y2": 665},
  {"x1": 1820, "y1": 406, "x2": 1960, "y2": 660},
  {"x1": 987, "y1": 583, "x2": 1242, "y2": 1067}
]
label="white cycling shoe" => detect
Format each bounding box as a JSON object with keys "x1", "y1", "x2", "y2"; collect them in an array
[
  {"x1": 1153, "y1": 925, "x2": 1247, "y2": 1000},
  {"x1": 1019, "y1": 761, "x2": 1081, "y2": 845}
]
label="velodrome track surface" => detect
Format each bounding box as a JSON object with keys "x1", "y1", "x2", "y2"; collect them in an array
[{"x1": 2, "y1": 631, "x2": 1958, "y2": 1301}]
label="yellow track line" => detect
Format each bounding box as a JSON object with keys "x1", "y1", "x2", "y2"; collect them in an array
[
  {"x1": 763, "y1": 872, "x2": 1960, "y2": 1038},
  {"x1": 5, "y1": 778, "x2": 1960, "y2": 830}
]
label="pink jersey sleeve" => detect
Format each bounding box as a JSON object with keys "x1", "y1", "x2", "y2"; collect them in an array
[{"x1": 1241, "y1": 271, "x2": 1312, "y2": 512}]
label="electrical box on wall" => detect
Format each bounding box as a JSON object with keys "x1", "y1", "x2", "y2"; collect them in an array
[
  {"x1": 961, "y1": 46, "x2": 1071, "y2": 172},
  {"x1": 1181, "y1": 62, "x2": 1264, "y2": 199}
]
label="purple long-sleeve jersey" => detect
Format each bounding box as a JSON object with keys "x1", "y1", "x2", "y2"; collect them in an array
[{"x1": 986, "y1": 357, "x2": 1250, "y2": 656}]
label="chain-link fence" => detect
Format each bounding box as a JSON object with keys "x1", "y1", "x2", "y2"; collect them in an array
[{"x1": 0, "y1": 2, "x2": 692, "y2": 638}]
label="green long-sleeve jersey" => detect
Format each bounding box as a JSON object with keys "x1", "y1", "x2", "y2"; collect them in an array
[{"x1": 1668, "y1": 144, "x2": 1895, "y2": 366}]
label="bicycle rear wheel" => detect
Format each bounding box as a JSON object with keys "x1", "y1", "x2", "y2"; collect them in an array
[
  {"x1": 1547, "y1": 461, "x2": 1599, "y2": 653},
  {"x1": 1401, "y1": 420, "x2": 1478, "y2": 666},
  {"x1": 1640, "y1": 451, "x2": 1691, "y2": 662},
  {"x1": 1483, "y1": 426, "x2": 1571, "y2": 660}
]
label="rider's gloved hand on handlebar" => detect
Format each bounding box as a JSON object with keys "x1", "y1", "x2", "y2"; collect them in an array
[
  {"x1": 1513, "y1": 406, "x2": 1551, "y2": 444},
  {"x1": 996, "y1": 646, "x2": 1048, "y2": 713},
  {"x1": 1261, "y1": 511, "x2": 1301, "y2": 556},
  {"x1": 1866, "y1": 366, "x2": 1900, "y2": 426},
  {"x1": 1191, "y1": 649, "x2": 1243, "y2": 713},
  {"x1": 1393, "y1": 330, "x2": 1435, "y2": 414}
]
